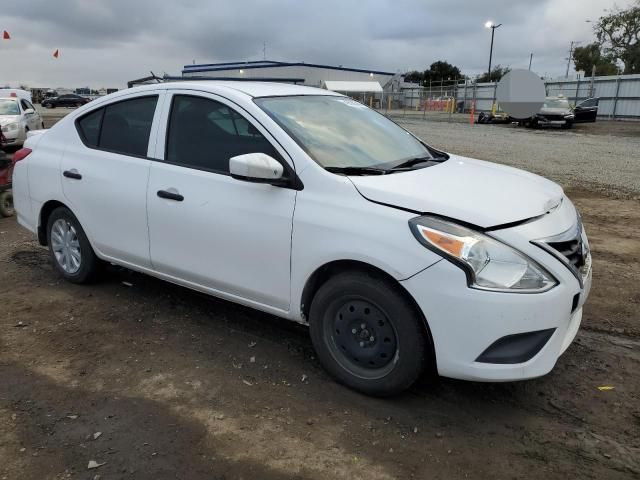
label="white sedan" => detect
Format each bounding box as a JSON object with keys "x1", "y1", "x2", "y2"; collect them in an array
[
  {"x1": 11, "y1": 82, "x2": 591, "y2": 396},
  {"x1": 0, "y1": 97, "x2": 45, "y2": 146}
]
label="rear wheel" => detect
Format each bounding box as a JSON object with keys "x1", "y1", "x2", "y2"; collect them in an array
[
  {"x1": 309, "y1": 271, "x2": 430, "y2": 396},
  {"x1": 47, "y1": 207, "x2": 101, "y2": 283},
  {"x1": 0, "y1": 191, "x2": 13, "y2": 217}
]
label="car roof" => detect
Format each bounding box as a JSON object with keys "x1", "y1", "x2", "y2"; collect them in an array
[{"x1": 129, "y1": 81, "x2": 342, "y2": 99}]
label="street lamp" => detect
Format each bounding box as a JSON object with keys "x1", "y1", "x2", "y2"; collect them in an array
[{"x1": 485, "y1": 21, "x2": 502, "y2": 81}]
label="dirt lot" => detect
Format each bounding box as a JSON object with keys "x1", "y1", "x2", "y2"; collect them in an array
[{"x1": 1, "y1": 114, "x2": 639, "y2": 479}]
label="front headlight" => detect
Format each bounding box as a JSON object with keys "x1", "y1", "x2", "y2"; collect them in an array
[
  {"x1": 1, "y1": 122, "x2": 19, "y2": 133},
  {"x1": 409, "y1": 216, "x2": 557, "y2": 293}
]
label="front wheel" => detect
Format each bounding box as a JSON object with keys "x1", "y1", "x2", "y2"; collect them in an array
[
  {"x1": 47, "y1": 207, "x2": 101, "y2": 283},
  {"x1": 309, "y1": 271, "x2": 431, "y2": 396},
  {"x1": 0, "y1": 191, "x2": 14, "y2": 217}
]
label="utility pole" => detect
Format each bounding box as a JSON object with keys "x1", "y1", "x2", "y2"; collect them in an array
[
  {"x1": 565, "y1": 41, "x2": 581, "y2": 78},
  {"x1": 528, "y1": 53, "x2": 533, "y2": 71},
  {"x1": 263, "y1": 42, "x2": 266, "y2": 60}
]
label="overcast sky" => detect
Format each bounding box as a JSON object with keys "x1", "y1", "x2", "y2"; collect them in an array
[{"x1": 0, "y1": 0, "x2": 633, "y2": 89}]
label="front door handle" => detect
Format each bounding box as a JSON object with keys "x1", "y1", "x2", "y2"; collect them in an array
[
  {"x1": 63, "y1": 169, "x2": 82, "y2": 180},
  {"x1": 157, "y1": 190, "x2": 184, "y2": 202}
]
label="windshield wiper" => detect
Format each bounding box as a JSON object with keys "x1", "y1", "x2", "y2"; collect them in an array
[
  {"x1": 390, "y1": 156, "x2": 436, "y2": 170},
  {"x1": 325, "y1": 166, "x2": 389, "y2": 176}
]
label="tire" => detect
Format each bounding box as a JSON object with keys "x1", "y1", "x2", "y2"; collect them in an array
[
  {"x1": 46, "y1": 206, "x2": 101, "y2": 283},
  {"x1": 309, "y1": 270, "x2": 431, "y2": 396},
  {"x1": 0, "y1": 191, "x2": 13, "y2": 217}
]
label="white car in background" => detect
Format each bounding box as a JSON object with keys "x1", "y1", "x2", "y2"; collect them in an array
[
  {"x1": 11, "y1": 82, "x2": 591, "y2": 396},
  {"x1": 0, "y1": 97, "x2": 45, "y2": 146}
]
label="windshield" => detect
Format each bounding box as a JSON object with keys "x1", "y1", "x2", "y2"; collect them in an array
[
  {"x1": 543, "y1": 98, "x2": 570, "y2": 109},
  {"x1": 0, "y1": 99, "x2": 20, "y2": 115},
  {"x1": 255, "y1": 95, "x2": 432, "y2": 169}
]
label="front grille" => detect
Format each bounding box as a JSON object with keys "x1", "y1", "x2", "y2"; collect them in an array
[
  {"x1": 540, "y1": 114, "x2": 565, "y2": 121},
  {"x1": 533, "y1": 216, "x2": 591, "y2": 287},
  {"x1": 546, "y1": 238, "x2": 585, "y2": 270}
]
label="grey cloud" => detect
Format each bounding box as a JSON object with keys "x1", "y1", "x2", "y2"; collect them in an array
[{"x1": 0, "y1": 0, "x2": 632, "y2": 88}]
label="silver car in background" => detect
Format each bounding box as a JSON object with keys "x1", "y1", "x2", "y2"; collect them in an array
[{"x1": 0, "y1": 97, "x2": 45, "y2": 146}]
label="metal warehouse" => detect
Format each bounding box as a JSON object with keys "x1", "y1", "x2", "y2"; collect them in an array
[{"x1": 181, "y1": 60, "x2": 396, "y2": 88}]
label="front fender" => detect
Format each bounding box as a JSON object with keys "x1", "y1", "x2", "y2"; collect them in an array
[{"x1": 289, "y1": 176, "x2": 441, "y2": 322}]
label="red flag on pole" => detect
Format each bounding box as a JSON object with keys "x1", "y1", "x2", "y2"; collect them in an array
[
  {"x1": 53, "y1": 49, "x2": 59, "y2": 58},
  {"x1": 2, "y1": 31, "x2": 10, "y2": 40}
]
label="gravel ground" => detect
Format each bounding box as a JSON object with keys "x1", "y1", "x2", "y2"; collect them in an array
[{"x1": 396, "y1": 118, "x2": 640, "y2": 198}]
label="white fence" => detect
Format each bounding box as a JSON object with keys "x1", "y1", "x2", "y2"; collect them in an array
[{"x1": 456, "y1": 74, "x2": 640, "y2": 119}]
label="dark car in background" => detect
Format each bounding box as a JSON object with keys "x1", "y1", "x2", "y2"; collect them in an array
[
  {"x1": 573, "y1": 97, "x2": 599, "y2": 123},
  {"x1": 523, "y1": 96, "x2": 575, "y2": 129},
  {"x1": 41, "y1": 94, "x2": 90, "y2": 109}
]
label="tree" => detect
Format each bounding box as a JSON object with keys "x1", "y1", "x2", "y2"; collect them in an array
[
  {"x1": 595, "y1": 1, "x2": 640, "y2": 73},
  {"x1": 422, "y1": 60, "x2": 462, "y2": 85},
  {"x1": 403, "y1": 70, "x2": 424, "y2": 84},
  {"x1": 476, "y1": 65, "x2": 510, "y2": 83},
  {"x1": 572, "y1": 42, "x2": 619, "y2": 76},
  {"x1": 403, "y1": 61, "x2": 464, "y2": 86},
  {"x1": 624, "y1": 43, "x2": 640, "y2": 74}
]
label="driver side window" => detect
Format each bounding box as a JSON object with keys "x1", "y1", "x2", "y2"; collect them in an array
[{"x1": 165, "y1": 95, "x2": 279, "y2": 174}]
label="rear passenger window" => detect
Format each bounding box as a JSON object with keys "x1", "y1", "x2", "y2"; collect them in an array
[
  {"x1": 77, "y1": 108, "x2": 103, "y2": 147},
  {"x1": 166, "y1": 95, "x2": 278, "y2": 173},
  {"x1": 100, "y1": 96, "x2": 158, "y2": 157},
  {"x1": 75, "y1": 96, "x2": 158, "y2": 157}
]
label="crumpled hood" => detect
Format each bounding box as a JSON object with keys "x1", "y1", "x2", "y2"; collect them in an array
[
  {"x1": 539, "y1": 107, "x2": 572, "y2": 116},
  {"x1": 349, "y1": 155, "x2": 564, "y2": 228},
  {"x1": 0, "y1": 115, "x2": 19, "y2": 126}
]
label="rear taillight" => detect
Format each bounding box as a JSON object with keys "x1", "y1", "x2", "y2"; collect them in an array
[{"x1": 13, "y1": 148, "x2": 32, "y2": 163}]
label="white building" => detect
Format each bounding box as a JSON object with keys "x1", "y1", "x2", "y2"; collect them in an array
[{"x1": 181, "y1": 60, "x2": 396, "y2": 89}]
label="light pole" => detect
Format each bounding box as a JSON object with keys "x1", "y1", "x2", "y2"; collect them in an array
[{"x1": 485, "y1": 21, "x2": 502, "y2": 81}]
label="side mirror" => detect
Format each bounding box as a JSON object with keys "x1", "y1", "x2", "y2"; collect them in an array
[
  {"x1": 229, "y1": 153, "x2": 284, "y2": 184},
  {"x1": 24, "y1": 108, "x2": 35, "y2": 115}
]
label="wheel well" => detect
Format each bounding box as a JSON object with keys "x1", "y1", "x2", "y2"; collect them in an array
[
  {"x1": 38, "y1": 200, "x2": 67, "y2": 245},
  {"x1": 300, "y1": 260, "x2": 437, "y2": 375}
]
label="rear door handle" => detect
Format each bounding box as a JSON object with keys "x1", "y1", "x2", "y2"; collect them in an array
[
  {"x1": 157, "y1": 190, "x2": 184, "y2": 202},
  {"x1": 63, "y1": 169, "x2": 82, "y2": 180}
]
